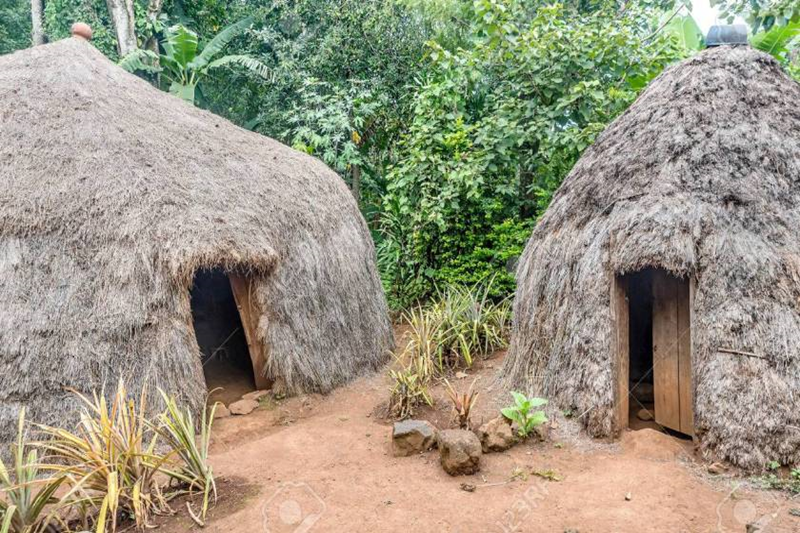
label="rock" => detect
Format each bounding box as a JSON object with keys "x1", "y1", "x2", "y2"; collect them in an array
[
  {"x1": 455, "y1": 371, "x2": 468, "y2": 380},
  {"x1": 392, "y1": 420, "x2": 437, "y2": 457},
  {"x1": 476, "y1": 416, "x2": 517, "y2": 453},
  {"x1": 624, "y1": 492, "x2": 632, "y2": 501},
  {"x1": 636, "y1": 408, "x2": 654, "y2": 421},
  {"x1": 564, "y1": 529, "x2": 579, "y2": 533},
  {"x1": 229, "y1": 399, "x2": 259, "y2": 415},
  {"x1": 460, "y1": 483, "x2": 476, "y2": 492},
  {"x1": 707, "y1": 462, "x2": 727, "y2": 475},
  {"x1": 213, "y1": 403, "x2": 231, "y2": 419},
  {"x1": 746, "y1": 523, "x2": 763, "y2": 533},
  {"x1": 241, "y1": 389, "x2": 269, "y2": 402},
  {"x1": 438, "y1": 429, "x2": 481, "y2": 476}
]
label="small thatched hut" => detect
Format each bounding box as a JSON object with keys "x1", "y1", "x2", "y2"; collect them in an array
[
  {"x1": 501, "y1": 45, "x2": 800, "y2": 469},
  {"x1": 0, "y1": 33, "x2": 392, "y2": 441}
]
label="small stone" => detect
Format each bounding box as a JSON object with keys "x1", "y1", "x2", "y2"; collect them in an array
[
  {"x1": 460, "y1": 483, "x2": 476, "y2": 492},
  {"x1": 213, "y1": 403, "x2": 231, "y2": 419},
  {"x1": 229, "y1": 399, "x2": 259, "y2": 415},
  {"x1": 455, "y1": 371, "x2": 468, "y2": 379},
  {"x1": 636, "y1": 409, "x2": 654, "y2": 421},
  {"x1": 746, "y1": 523, "x2": 763, "y2": 533},
  {"x1": 476, "y1": 416, "x2": 518, "y2": 453},
  {"x1": 624, "y1": 492, "x2": 632, "y2": 501},
  {"x1": 707, "y1": 462, "x2": 727, "y2": 475},
  {"x1": 392, "y1": 420, "x2": 437, "y2": 457},
  {"x1": 564, "y1": 529, "x2": 579, "y2": 533},
  {"x1": 438, "y1": 429, "x2": 482, "y2": 476},
  {"x1": 241, "y1": 390, "x2": 269, "y2": 402},
  {"x1": 789, "y1": 508, "x2": 800, "y2": 517}
]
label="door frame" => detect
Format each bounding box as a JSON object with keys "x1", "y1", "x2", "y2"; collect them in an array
[
  {"x1": 229, "y1": 273, "x2": 272, "y2": 390},
  {"x1": 611, "y1": 270, "x2": 696, "y2": 437}
]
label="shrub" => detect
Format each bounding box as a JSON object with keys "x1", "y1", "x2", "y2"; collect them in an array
[
  {"x1": 0, "y1": 410, "x2": 70, "y2": 533},
  {"x1": 501, "y1": 392, "x2": 548, "y2": 438},
  {"x1": 389, "y1": 355, "x2": 433, "y2": 419},
  {"x1": 155, "y1": 393, "x2": 217, "y2": 524},
  {"x1": 38, "y1": 382, "x2": 172, "y2": 532}
]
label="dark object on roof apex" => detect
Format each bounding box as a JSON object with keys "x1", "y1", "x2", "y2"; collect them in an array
[{"x1": 706, "y1": 24, "x2": 749, "y2": 47}]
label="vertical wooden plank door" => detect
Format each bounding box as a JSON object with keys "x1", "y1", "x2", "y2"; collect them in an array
[
  {"x1": 651, "y1": 272, "x2": 694, "y2": 436},
  {"x1": 229, "y1": 274, "x2": 271, "y2": 390}
]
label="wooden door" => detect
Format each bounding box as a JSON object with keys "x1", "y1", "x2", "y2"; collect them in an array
[
  {"x1": 229, "y1": 274, "x2": 271, "y2": 390},
  {"x1": 651, "y1": 272, "x2": 694, "y2": 436}
]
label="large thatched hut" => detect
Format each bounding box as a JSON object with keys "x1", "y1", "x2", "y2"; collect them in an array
[
  {"x1": 501, "y1": 45, "x2": 800, "y2": 469},
  {"x1": 0, "y1": 33, "x2": 392, "y2": 441}
]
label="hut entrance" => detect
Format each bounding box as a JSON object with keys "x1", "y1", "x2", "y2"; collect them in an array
[
  {"x1": 613, "y1": 269, "x2": 694, "y2": 437},
  {"x1": 190, "y1": 269, "x2": 270, "y2": 405}
]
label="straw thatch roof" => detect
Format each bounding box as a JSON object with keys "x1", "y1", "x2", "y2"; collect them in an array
[
  {"x1": 0, "y1": 37, "x2": 392, "y2": 440},
  {"x1": 501, "y1": 46, "x2": 800, "y2": 469}
]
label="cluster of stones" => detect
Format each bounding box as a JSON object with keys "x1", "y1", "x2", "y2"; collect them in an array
[
  {"x1": 213, "y1": 389, "x2": 270, "y2": 418},
  {"x1": 392, "y1": 415, "x2": 522, "y2": 476}
]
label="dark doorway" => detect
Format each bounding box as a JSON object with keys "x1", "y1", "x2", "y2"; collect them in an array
[
  {"x1": 190, "y1": 268, "x2": 256, "y2": 404},
  {"x1": 615, "y1": 268, "x2": 694, "y2": 437},
  {"x1": 626, "y1": 270, "x2": 656, "y2": 430}
]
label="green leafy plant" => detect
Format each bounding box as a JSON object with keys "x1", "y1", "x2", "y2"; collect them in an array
[
  {"x1": 120, "y1": 17, "x2": 270, "y2": 104},
  {"x1": 501, "y1": 392, "x2": 548, "y2": 438},
  {"x1": 389, "y1": 355, "x2": 434, "y2": 419},
  {"x1": 432, "y1": 279, "x2": 511, "y2": 369},
  {"x1": 155, "y1": 393, "x2": 217, "y2": 525},
  {"x1": 0, "y1": 410, "x2": 70, "y2": 533},
  {"x1": 444, "y1": 379, "x2": 479, "y2": 429},
  {"x1": 38, "y1": 382, "x2": 174, "y2": 532}
]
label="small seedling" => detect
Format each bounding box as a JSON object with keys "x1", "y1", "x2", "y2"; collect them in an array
[
  {"x1": 501, "y1": 392, "x2": 548, "y2": 438},
  {"x1": 444, "y1": 378, "x2": 479, "y2": 429}
]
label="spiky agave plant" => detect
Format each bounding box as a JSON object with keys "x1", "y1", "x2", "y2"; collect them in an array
[
  {"x1": 38, "y1": 382, "x2": 173, "y2": 533},
  {"x1": 154, "y1": 392, "x2": 217, "y2": 525},
  {"x1": 443, "y1": 378, "x2": 480, "y2": 429},
  {"x1": 0, "y1": 410, "x2": 70, "y2": 533}
]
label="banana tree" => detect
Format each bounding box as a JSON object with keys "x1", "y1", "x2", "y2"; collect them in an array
[{"x1": 120, "y1": 16, "x2": 270, "y2": 104}]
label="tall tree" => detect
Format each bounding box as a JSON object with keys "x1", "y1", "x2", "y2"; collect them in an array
[
  {"x1": 30, "y1": 0, "x2": 44, "y2": 45},
  {"x1": 106, "y1": 0, "x2": 136, "y2": 55}
]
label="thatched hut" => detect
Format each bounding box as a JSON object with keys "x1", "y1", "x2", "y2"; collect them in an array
[
  {"x1": 501, "y1": 45, "x2": 800, "y2": 469},
  {"x1": 0, "y1": 33, "x2": 392, "y2": 440}
]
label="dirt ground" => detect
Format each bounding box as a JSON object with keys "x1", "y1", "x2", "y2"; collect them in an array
[{"x1": 161, "y1": 350, "x2": 798, "y2": 533}]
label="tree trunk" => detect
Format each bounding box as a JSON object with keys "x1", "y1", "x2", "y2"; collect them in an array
[
  {"x1": 351, "y1": 164, "x2": 362, "y2": 206},
  {"x1": 144, "y1": 0, "x2": 163, "y2": 54},
  {"x1": 30, "y1": 0, "x2": 45, "y2": 46},
  {"x1": 106, "y1": 0, "x2": 137, "y2": 56}
]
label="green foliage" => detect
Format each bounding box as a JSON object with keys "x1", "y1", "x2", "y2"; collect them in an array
[
  {"x1": 751, "y1": 21, "x2": 800, "y2": 81},
  {"x1": 120, "y1": 17, "x2": 270, "y2": 104},
  {"x1": 43, "y1": 0, "x2": 148, "y2": 59},
  {"x1": 711, "y1": 0, "x2": 800, "y2": 32},
  {"x1": 501, "y1": 392, "x2": 548, "y2": 438},
  {"x1": 34, "y1": 382, "x2": 217, "y2": 532},
  {"x1": 429, "y1": 280, "x2": 511, "y2": 369},
  {"x1": 0, "y1": 0, "x2": 30, "y2": 55},
  {"x1": 758, "y1": 464, "x2": 800, "y2": 493},
  {"x1": 379, "y1": 0, "x2": 687, "y2": 307},
  {"x1": 155, "y1": 392, "x2": 217, "y2": 524},
  {"x1": 0, "y1": 410, "x2": 69, "y2": 533},
  {"x1": 390, "y1": 281, "x2": 510, "y2": 418},
  {"x1": 389, "y1": 351, "x2": 434, "y2": 419}
]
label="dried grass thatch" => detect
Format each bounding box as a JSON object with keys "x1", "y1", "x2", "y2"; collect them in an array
[
  {"x1": 0, "y1": 37, "x2": 393, "y2": 441},
  {"x1": 501, "y1": 46, "x2": 800, "y2": 469}
]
